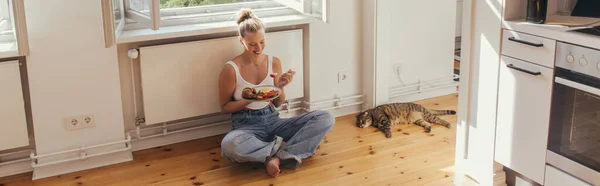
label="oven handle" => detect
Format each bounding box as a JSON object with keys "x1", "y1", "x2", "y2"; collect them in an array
[{"x1": 555, "y1": 77, "x2": 600, "y2": 96}]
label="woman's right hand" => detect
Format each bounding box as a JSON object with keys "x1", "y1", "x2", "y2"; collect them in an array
[{"x1": 275, "y1": 69, "x2": 295, "y2": 88}]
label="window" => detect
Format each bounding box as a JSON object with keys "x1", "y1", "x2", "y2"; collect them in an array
[
  {"x1": 0, "y1": 0, "x2": 28, "y2": 57},
  {"x1": 102, "y1": 0, "x2": 328, "y2": 47}
]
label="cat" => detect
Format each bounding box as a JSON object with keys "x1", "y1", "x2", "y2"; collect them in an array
[{"x1": 355, "y1": 102, "x2": 456, "y2": 138}]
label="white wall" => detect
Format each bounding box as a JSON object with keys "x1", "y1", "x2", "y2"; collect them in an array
[
  {"x1": 24, "y1": 0, "x2": 130, "y2": 179},
  {"x1": 381, "y1": 0, "x2": 457, "y2": 102},
  {"x1": 360, "y1": 0, "x2": 457, "y2": 106},
  {"x1": 6, "y1": 0, "x2": 364, "y2": 179},
  {"x1": 117, "y1": 0, "x2": 364, "y2": 132},
  {"x1": 308, "y1": 0, "x2": 363, "y2": 114}
]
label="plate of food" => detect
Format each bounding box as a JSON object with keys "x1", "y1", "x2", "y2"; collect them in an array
[{"x1": 242, "y1": 85, "x2": 281, "y2": 102}]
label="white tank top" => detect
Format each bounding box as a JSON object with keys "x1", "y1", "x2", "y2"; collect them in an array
[{"x1": 226, "y1": 55, "x2": 274, "y2": 110}]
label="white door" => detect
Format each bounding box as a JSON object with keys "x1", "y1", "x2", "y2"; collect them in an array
[
  {"x1": 0, "y1": 60, "x2": 29, "y2": 151},
  {"x1": 494, "y1": 56, "x2": 553, "y2": 184}
]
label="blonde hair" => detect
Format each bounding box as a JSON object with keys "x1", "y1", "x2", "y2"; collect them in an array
[{"x1": 236, "y1": 8, "x2": 265, "y2": 38}]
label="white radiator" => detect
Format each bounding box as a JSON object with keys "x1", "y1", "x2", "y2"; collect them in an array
[
  {"x1": 138, "y1": 29, "x2": 304, "y2": 125},
  {"x1": 0, "y1": 60, "x2": 29, "y2": 151}
]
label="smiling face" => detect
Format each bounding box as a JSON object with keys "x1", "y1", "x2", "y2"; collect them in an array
[
  {"x1": 356, "y1": 111, "x2": 373, "y2": 128},
  {"x1": 240, "y1": 29, "x2": 266, "y2": 58}
]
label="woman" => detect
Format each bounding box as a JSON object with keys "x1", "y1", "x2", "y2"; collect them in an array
[{"x1": 218, "y1": 9, "x2": 335, "y2": 178}]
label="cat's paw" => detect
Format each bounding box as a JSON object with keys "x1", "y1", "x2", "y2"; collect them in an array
[
  {"x1": 424, "y1": 126, "x2": 431, "y2": 133},
  {"x1": 385, "y1": 130, "x2": 392, "y2": 138},
  {"x1": 444, "y1": 123, "x2": 451, "y2": 129}
]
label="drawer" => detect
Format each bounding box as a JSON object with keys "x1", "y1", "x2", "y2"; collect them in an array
[
  {"x1": 544, "y1": 165, "x2": 591, "y2": 186},
  {"x1": 501, "y1": 29, "x2": 556, "y2": 68}
]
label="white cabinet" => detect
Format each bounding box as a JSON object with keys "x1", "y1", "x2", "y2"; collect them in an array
[
  {"x1": 544, "y1": 165, "x2": 592, "y2": 186},
  {"x1": 494, "y1": 56, "x2": 553, "y2": 184},
  {"x1": 0, "y1": 60, "x2": 29, "y2": 151}
]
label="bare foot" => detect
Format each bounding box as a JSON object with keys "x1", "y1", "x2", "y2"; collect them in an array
[{"x1": 266, "y1": 157, "x2": 281, "y2": 177}]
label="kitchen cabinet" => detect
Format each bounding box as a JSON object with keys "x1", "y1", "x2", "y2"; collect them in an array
[
  {"x1": 544, "y1": 165, "x2": 592, "y2": 186},
  {"x1": 501, "y1": 30, "x2": 556, "y2": 68},
  {"x1": 0, "y1": 60, "x2": 29, "y2": 151},
  {"x1": 494, "y1": 56, "x2": 554, "y2": 184}
]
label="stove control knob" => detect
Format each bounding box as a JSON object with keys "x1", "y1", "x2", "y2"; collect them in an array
[
  {"x1": 579, "y1": 58, "x2": 588, "y2": 66},
  {"x1": 567, "y1": 54, "x2": 575, "y2": 63}
]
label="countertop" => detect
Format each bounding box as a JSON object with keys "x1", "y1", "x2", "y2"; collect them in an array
[{"x1": 503, "y1": 15, "x2": 600, "y2": 50}]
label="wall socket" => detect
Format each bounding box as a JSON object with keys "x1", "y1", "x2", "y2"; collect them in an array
[
  {"x1": 66, "y1": 114, "x2": 95, "y2": 130},
  {"x1": 337, "y1": 70, "x2": 347, "y2": 83}
]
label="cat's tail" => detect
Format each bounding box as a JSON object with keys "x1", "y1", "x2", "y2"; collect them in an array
[{"x1": 428, "y1": 109, "x2": 456, "y2": 115}]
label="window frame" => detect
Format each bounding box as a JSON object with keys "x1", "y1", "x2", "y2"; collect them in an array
[
  {"x1": 102, "y1": 0, "x2": 328, "y2": 47},
  {"x1": 12, "y1": 0, "x2": 28, "y2": 56},
  {"x1": 0, "y1": 0, "x2": 29, "y2": 58}
]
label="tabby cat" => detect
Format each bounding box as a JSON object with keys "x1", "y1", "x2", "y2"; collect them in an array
[{"x1": 355, "y1": 102, "x2": 456, "y2": 138}]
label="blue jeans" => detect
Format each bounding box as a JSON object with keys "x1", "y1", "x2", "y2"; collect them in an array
[{"x1": 220, "y1": 105, "x2": 335, "y2": 169}]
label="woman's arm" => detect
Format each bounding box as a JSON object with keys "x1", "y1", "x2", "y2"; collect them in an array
[
  {"x1": 219, "y1": 65, "x2": 252, "y2": 114},
  {"x1": 272, "y1": 57, "x2": 291, "y2": 108}
]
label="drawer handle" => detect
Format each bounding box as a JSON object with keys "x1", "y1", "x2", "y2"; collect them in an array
[
  {"x1": 507, "y1": 64, "x2": 541, "y2": 76},
  {"x1": 508, "y1": 37, "x2": 544, "y2": 47}
]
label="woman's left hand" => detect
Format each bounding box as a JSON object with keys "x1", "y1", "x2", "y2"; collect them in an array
[{"x1": 274, "y1": 69, "x2": 295, "y2": 88}]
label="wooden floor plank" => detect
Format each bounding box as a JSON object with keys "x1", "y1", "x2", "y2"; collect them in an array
[{"x1": 0, "y1": 93, "x2": 458, "y2": 186}]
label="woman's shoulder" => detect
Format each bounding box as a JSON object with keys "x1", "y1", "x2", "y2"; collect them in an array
[
  {"x1": 221, "y1": 58, "x2": 237, "y2": 74},
  {"x1": 270, "y1": 55, "x2": 281, "y2": 69}
]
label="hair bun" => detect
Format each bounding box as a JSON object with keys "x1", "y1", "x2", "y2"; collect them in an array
[{"x1": 237, "y1": 8, "x2": 254, "y2": 25}]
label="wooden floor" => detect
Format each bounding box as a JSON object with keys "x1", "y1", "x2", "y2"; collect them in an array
[{"x1": 0, "y1": 94, "x2": 458, "y2": 186}]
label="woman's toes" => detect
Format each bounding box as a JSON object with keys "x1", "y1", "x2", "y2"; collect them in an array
[{"x1": 266, "y1": 158, "x2": 281, "y2": 177}]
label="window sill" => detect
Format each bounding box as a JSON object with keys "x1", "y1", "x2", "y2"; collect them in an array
[
  {"x1": 0, "y1": 41, "x2": 19, "y2": 59},
  {"x1": 117, "y1": 14, "x2": 313, "y2": 44}
]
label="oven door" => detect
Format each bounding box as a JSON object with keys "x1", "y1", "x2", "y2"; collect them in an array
[{"x1": 548, "y1": 67, "x2": 600, "y2": 185}]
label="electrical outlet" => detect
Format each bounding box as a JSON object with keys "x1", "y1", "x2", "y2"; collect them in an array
[
  {"x1": 82, "y1": 115, "x2": 94, "y2": 126},
  {"x1": 337, "y1": 70, "x2": 347, "y2": 83},
  {"x1": 66, "y1": 114, "x2": 95, "y2": 130}
]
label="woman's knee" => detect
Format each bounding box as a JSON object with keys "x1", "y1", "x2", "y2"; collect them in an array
[
  {"x1": 312, "y1": 110, "x2": 335, "y2": 128},
  {"x1": 221, "y1": 131, "x2": 251, "y2": 157}
]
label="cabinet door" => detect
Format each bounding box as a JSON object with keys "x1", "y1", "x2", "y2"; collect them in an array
[
  {"x1": 494, "y1": 56, "x2": 553, "y2": 184},
  {"x1": 544, "y1": 165, "x2": 591, "y2": 186},
  {"x1": 0, "y1": 61, "x2": 29, "y2": 151}
]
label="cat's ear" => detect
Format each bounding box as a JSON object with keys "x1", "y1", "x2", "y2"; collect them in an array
[{"x1": 362, "y1": 111, "x2": 369, "y2": 116}]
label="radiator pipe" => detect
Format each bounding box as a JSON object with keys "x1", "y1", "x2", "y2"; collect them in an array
[
  {"x1": 303, "y1": 95, "x2": 364, "y2": 107},
  {"x1": 389, "y1": 82, "x2": 459, "y2": 99},
  {"x1": 0, "y1": 157, "x2": 30, "y2": 167},
  {"x1": 127, "y1": 99, "x2": 363, "y2": 142},
  {"x1": 0, "y1": 149, "x2": 32, "y2": 158},
  {"x1": 389, "y1": 74, "x2": 459, "y2": 92},
  {"x1": 31, "y1": 146, "x2": 131, "y2": 168},
  {"x1": 30, "y1": 134, "x2": 131, "y2": 160}
]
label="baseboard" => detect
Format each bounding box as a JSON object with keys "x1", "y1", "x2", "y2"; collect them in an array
[
  {"x1": 330, "y1": 104, "x2": 363, "y2": 117},
  {"x1": 389, "y1": 86, "x2": 458, "y2": 104},
  {"x1": 131, "y1": 122, "x2": 232, "y2": 152},
  {"x1": 32, "y1": 150, "x2": 132, "y2": 180},
  {"x1": 0, "y1": 149, "x2": 33, "y2": 178},
  {"x1": 0, "y1": 160, "x2": 33, "y2": 178}
]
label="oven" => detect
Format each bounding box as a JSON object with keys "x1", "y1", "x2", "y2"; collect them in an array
[{"x1": 547, "y1": 42, "x2": 600, "y2": 185}]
